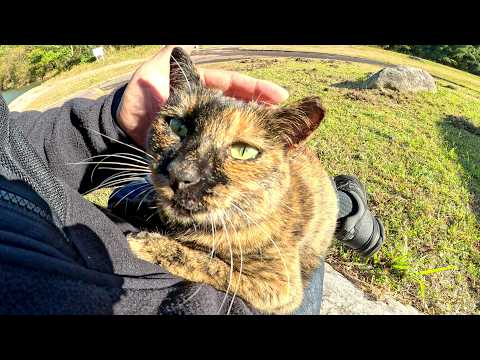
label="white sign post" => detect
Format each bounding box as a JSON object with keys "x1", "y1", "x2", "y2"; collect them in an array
[{"x1": 92, "y1": 47, "x2": 105, "y2": 61}]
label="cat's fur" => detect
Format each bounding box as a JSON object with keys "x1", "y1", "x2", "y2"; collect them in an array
[{"x1": 128, "y1": 48, "x2": 338, "y2": 314}]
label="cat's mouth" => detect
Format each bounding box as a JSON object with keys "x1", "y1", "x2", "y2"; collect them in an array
[
  {"x1": 151, "y1": 172, "x2": 212, "y2": 218},
  {"x1": 171, "y1": 192, "x2": 208, "y2": 215}
]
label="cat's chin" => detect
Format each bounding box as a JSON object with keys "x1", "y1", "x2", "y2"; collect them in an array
[
  {"x1": 172, "y1": 204, "x2": 207, "y2": 218},
  {"x1": 159, "y1": 202, "x2": 208, "y2": 225},
  {"x1": 159, "y1": 201, "x2": 236, "y2": 228}
]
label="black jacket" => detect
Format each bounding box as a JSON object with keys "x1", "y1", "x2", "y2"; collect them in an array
[{"x1": 0, "y1": 89, "x2": 322, "y2": 315}]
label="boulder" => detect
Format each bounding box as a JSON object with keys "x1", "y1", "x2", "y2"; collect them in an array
[{"x1": 365, "y1": 66, "x2": 436, "y2": 92}]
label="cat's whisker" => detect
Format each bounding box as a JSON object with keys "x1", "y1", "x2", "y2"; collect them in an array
[
  {"x1": 225, "y1": 211, "x2": 243, "y2": 316},
  {"x1": 251, "y1": 91, "x2": 264, "y2": 105},
  {"x1": 99, "y1": 169, "x2": 148, "y2": 184},
  {"x1": 112, "y1": 183, "x2": 152, "y2": 209},
  {"x1": 145, "y1": 211, "x2": 158, "y2": 223},
  {"x1": 177, "y1": 284, "x2": 205, "y2": 308},
  {"x1": 108, "y1": 177, "x2": 146, "y2": 185},
  {"x1": 231, "y1": 202, "x2": 292, "y2": 298},
  {"x1": 69, "y1": 161, "x2": 150, "y2": 170},
  {"x1": 82, "y1": 175, "x2": 147, "y2": 195},
  {"x1": 81, "y1": 126, "x2": 155, "y2": 160},
  {"x1": 97, "y1": 173, "x2": 149, "y2": 191},
  {"x1": 209, "y1": 214, "x2": 217, "y2": 259},
  {"x1": 68, "y1": 153, "x2": 150, "y2": 183},
  {"x1": 98, "y1": 170, "x2": 136, "y2": 188},
  {"x1": 91, "y1": 154, "x2": 150, "y2": 183},
  {"x1": 176, "y1": 214, "x2": 218, "y2": 308},
  {"x1": 75, "y1": 153, "x2": 150, "y2": 165},
  {"x1": 68, "y1": 160, "x2": 150, "y2": 185},
  {"x1": 190, "y1": 211, "x2": 197, "y2": 232},
  {"x1": 217, "y1": 214, "x2": 234, "y2": 315},
  {"x1": 79, "y1": 152, "x2": 150, "y2": 164},
  {"x1": 136, "y1": 188, "x2": 156, "y2": 212},
  {"x1": 97, "y1": 166, "x2": 151, "y2": 173},
  {"x1": 88, "y1": 177, "x2": 146, "y2": 192}
]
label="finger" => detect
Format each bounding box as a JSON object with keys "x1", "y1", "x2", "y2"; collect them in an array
[
  {"x1": 198, "y1": 68, "x2": 289, "y2": 105},
  {"x1": 134, "y1": 45, "x2": 197, "y2": 104},
  {"x1": 130, "y1": 46, "x2": 177, "y2": 105}
]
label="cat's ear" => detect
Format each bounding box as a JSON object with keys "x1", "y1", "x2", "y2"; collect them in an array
[
  {"x1": 271, "y1": 96, "x2": 326, "y2": 148},
  {"x1": 169, "y1": 47, "x2": 202, "y2": 94}
]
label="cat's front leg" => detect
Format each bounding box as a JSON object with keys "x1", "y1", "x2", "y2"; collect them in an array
[
  {"x1": 127, "y1": 232, "x2": 303, "y2": 314},
  {"x1": 127, "y1": 231, "x2": 232, "y2": 290}
]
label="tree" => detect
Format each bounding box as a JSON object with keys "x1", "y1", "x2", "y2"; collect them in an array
[{"x1": 380, "y1": 45, "x2": 480, "y2": 76}]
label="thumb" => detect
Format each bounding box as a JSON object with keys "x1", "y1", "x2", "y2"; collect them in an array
[{"x1": 133, "y1": 45, "x2": 196, "y2": 104}]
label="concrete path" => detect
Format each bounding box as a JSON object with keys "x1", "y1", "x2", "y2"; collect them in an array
[{"x1": 320, "y1": 264, "x2": 421, "y2": 315}]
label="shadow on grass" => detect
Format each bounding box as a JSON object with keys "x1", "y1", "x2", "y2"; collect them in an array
[
  {"x1": 331, "y1": 79, "x2": 368, "y2": 89},
  {"x1": 439, "y1": 115, "x2": 480, "y2": 223}
]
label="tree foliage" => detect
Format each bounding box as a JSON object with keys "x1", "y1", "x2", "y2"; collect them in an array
[
  {"x1": 0, "y1": 45, "x2": 136, "y2": 90},
  {"x1": 381, "y1": 45, "x2": 480, "y2": 76}
]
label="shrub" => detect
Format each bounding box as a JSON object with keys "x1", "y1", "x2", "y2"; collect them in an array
[{"x1": 0, "y1": 45, "x2": 138, "y2": 90}]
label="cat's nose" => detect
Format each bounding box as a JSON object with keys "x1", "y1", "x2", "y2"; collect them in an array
[{"x1": 167, "y1": 160, "x2": 201, "y2": 191}]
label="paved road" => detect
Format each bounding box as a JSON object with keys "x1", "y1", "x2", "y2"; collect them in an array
[
  {"x1": 193, "y1": 47, "x2": 392, "y2": 67},
  {"x1": 14, "y1": 48, "x2": 395, "y2": 112}
]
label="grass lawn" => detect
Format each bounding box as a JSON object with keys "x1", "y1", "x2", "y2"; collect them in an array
[
  {"x1": 213, "y1": 57, "x2": 479, "y2": 314},
  {"x1": 226, "y1": 45, "x2": 480, "y2": 94},
  {"x1": 36, "y1": 46, "x2": 480, "y2": 314}
]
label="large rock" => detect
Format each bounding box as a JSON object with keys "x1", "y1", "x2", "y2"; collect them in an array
[{"x1": 365, "y1": 66, "x2": 436, "y2": 92}]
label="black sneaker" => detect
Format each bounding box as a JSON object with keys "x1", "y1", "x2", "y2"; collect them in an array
[{"x1": 334, "y1": 175, "x2": 385, "y2": 257}]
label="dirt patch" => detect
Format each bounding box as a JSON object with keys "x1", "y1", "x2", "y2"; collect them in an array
[
  {"x1": 295, "y1": 57, "x2": 312, "y2": 63},
  {"x1": 343, "y1": 89, "x2": 377, "y2": 103},
  {"x1": 342, "y1": 88, "x2": 415, "y2": 106},
  {"x1": 236, "y1": 57, "x2": 280, "y2": 71}
]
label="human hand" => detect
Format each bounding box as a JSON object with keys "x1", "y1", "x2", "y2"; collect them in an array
[{"x1": 116, "y1": 45, "x2": 289, "y2": 147}]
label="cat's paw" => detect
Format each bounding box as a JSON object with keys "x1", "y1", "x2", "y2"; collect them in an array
[{"x1": 128, "y1": 234, "x2": 156, "y2": 263}]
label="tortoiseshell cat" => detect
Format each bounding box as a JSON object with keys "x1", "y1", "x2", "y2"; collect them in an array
[{"x1": 128, "y1": 48, "x2": 338, "y2": 314}]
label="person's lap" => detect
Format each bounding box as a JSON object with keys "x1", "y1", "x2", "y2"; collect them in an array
[{"x1": 294, "y1": 261, "x2": 324, "y2": 315}]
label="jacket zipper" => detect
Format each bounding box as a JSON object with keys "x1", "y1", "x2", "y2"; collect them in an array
[{"x1": 0, "y1": 188, "x2": 53, "y2": 223}]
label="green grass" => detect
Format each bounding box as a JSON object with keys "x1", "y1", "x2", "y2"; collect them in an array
[
  {"x1": 27, "y1": 62, "x2": 145, "y2": 110},
  {"x1": 219, "y1": 58, "x2": 480, "y2": 314},
  {"x1": 17, "y1": 46, "x2": 163, "y2": 111},
  {"x1": 48, "y1": 46, "x2": 161, "y2": 81},
  {"x1": 232, "y1": 45, "x2": 480, "y2": 93}
]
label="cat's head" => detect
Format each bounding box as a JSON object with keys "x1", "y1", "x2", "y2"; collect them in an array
[{"x1": 147, "y1": 47, "x2": 326, "y2": 227}]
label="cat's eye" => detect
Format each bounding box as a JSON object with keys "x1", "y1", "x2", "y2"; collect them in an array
[
  {"x1": 169, "y1": 118, "x2": 188, "y2": 138},
  {"x1": 230, "y1": 143, "x2": 260, "y2": 160}
]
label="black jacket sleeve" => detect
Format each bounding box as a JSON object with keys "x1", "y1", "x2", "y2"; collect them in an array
[
  {"x1": 8, "y1": 86, "x2": 137, "y2": 194},
  {"x1": 0, "y1": 92, "x2": 258, "y2": 315}
]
